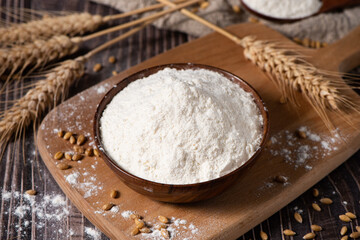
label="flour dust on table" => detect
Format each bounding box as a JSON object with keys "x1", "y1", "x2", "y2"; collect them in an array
[{"x1": 1, "y1": 190, "x2": 73, "y2": 238}]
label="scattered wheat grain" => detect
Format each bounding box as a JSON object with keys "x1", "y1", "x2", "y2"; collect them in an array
[
  {"x1": 57, "y1": 163, "x2": 70, "y2": 170},
  {"x1": 260, "y1": 231, "x2": 268, "y2": 240},
  {"x1": 135, "y1": 218, "x2": 145, "y2": 229},
  {"x1": 248, "y1": 16, "x2": 259, "y2": 23},
  {"x1": 54, "y1": 151, "x2": 64, "y2": 160},
  {"x1": 341, "y1": 226, "x2": 348, "y2": 236},
  {"x1": 312, "y1": 203, "x2": 321, "y2": 212},
  {"x1": 130, "y1": 214, "x2": 141, "y2": 220},
  {"x1": 274, "y1": 175, "x2": 287, "y2": 183},
  {"x1": 140, "y1": 227, "x2": 151, "y2": 233},
  {"x1": 110, "y1": 190, "x2": 119, "y2": 199},
  {"x1": 93, "y1": 149, "x2": 100, "y2": 157},
  {"x1": 345, "y1": 212, "x2": 357, "y2": 219},
  {"x1": 108, "y1": 56, "x2": 116, "y2": 63},
  {"x1": 303, "y1": 232, "x2": 316, "y2": 239},
  {"x1": 284, "y1": 229, "x2": 296, "y2": 236},
  {"x1": 57, "y1": 130, "x2": 64, "y2": 138},
  {"x1": 297, "y1": 129, "x2": 307, "y2": 139},
  {"x1": 25, "y1": 189, "x2": 37, "y2": 195},
  {"x1": 131, "y1": 227, "x2": 139, "y2": 236},
  {"x1": 72, "y1": 154, "x2": 83, "y2": 161},
  {"x1": 161, "y1": 228, "x2": 170, "y2": 239},
  {"x1": 350, "y1": 232, "x2": 360, "y2": 239},
  {"x1": 158, "y1": 215, "x2": 169, "y2": 224},
  {"x1": 69, "y1": 135, "x2": 76, "y2": 144},
  {"x1": 63, "y1": 132, "x2": 73, "y2": 140},
  {"x1": 93, "y1": 63, "x2": 102, "y2": 72},
  {"x1": 320, "y1": 197, "x2": 333, "y2": 204},
  {"x1": 312, "y1": 188, "x2": 319, "y2": 197},
  {"x1": 76, "y1": 134, "x2": 86, "y2": 145},
  {"x1": 339, "y1": 215, "x2": 352, "y2": 222},
  {"x1": 232, "y1": 5, "x2": 241, "y2": 13},
  {"x1": 65, "y1": 153, "x2": 72, "y2": 160},
  {"x1": 102, "y1": 203, "x2": 113, "y2": 211},
  {"x1": 155, "y1": 224, "x2": 166, "y2": 230},
  {"x1": 85, "y1": 148, "x2": 93, "y2": 157},
  {"x1": 294, "y1": 212, "x2": 303, "y2": 223},
  {"x1": 74, "y1": 145, "x2": 85, "y2": 154},
  {"x1": 311, "y1": 225, "x2": 322, "y2": 232}
]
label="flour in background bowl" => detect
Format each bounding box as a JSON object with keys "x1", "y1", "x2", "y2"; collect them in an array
[{"x1": 242, "y1": 0, "x2": 322, "y2": 19}]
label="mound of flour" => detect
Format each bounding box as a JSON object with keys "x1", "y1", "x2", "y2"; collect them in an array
[
  {"x1": 100, "y1": 68, "x2": 263, "y2": 184},
  {"x1": 243, "y1": 0, "x2": 322, "y2": 19}
]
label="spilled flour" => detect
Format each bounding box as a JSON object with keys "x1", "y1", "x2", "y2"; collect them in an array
[
  {"x1": 269, "y1": 126, "x2": 340, "y2": 170},
  {"x1": 1, "y1": 190, "x2": 74, "y2": 238},
  {"x1": 256, "y1": 126, "x2": 342, "y2": 193}
]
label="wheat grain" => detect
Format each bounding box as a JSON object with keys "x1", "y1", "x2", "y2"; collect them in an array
[
  {"x1": 0, "y1": 57, "x2": 85, "y2": 148},
  {"x1": 0, "y1": 13, "x2": 102, "y2": 46}
]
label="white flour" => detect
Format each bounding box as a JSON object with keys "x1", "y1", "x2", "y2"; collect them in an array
[
  {"x1": 1, "y1": 190, "x2": 71, "y2": 238},
  {"x1": 243, "y1": 0, "x2": 322, "y2": 19},
  {"x1": 100, "y1": 68, "x2": 263, "y2": 184}
]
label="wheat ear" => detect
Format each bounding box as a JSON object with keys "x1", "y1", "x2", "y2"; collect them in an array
[
  {"x1": 240, "y1": 37, "x2": 343, "y2": 128},
  {"x1": 0, "y1": 57, "x2": 85, "y2": 147},
  {"x1": 0, "y1": 35, "x2": 81, "y2": 81},
  {"x1": 0, "y1": 13, "x2": 103, "y2": 46}
]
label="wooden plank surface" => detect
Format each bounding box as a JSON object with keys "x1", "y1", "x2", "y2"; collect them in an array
[
  {"x1": 37, "y1": 21, "x2": 360, "y2": 240},
  {"x1": 1, "y1": 1, "x2": 360, "y2": 240}
]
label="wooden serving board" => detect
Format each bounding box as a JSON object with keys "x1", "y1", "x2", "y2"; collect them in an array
[{"x1": 37, "y1": 23, "x2": 360, "y2": 240}]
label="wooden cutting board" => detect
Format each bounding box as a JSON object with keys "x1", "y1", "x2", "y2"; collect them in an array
[{"x1": 37, "y1": 23, "x2": 360, "y2": 240}]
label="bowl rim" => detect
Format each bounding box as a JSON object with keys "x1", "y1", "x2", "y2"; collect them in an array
[{"x1": 93, "y1": 63, "x2": 269, "y2": 188}]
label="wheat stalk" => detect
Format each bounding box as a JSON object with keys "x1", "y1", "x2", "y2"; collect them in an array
[{"x1": 0, "y1": 57, "x2": 85, "y2": 148}]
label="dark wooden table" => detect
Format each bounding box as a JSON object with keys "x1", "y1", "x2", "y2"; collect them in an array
[{"x1": 1, "y1": 0, "x2": 360, "y2": 239}]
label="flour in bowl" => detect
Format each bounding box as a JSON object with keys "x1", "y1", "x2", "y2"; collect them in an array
[
  {"x1": 242, "y1": 0, "x2": 322, "y2": 19},
  {"x1": 100, "y1": 67, "x2": 263, "y2": 184}
]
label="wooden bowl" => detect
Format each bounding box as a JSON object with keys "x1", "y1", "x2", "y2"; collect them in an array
[{"x1": 93, "y1": 63, "x2": 269, "y2": 203}]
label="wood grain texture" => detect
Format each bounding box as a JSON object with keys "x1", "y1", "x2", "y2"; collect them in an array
[
  {"x1": 37, "y1": 23, "x2": 360, "y2": 240},
  {"x1": 0, "y1": 1, "x2": 360, "y2": 240}
]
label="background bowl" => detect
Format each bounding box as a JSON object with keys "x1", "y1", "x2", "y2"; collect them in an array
[{"x1": 93, "y1": 63, "x2": 269, "y2": 203}]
